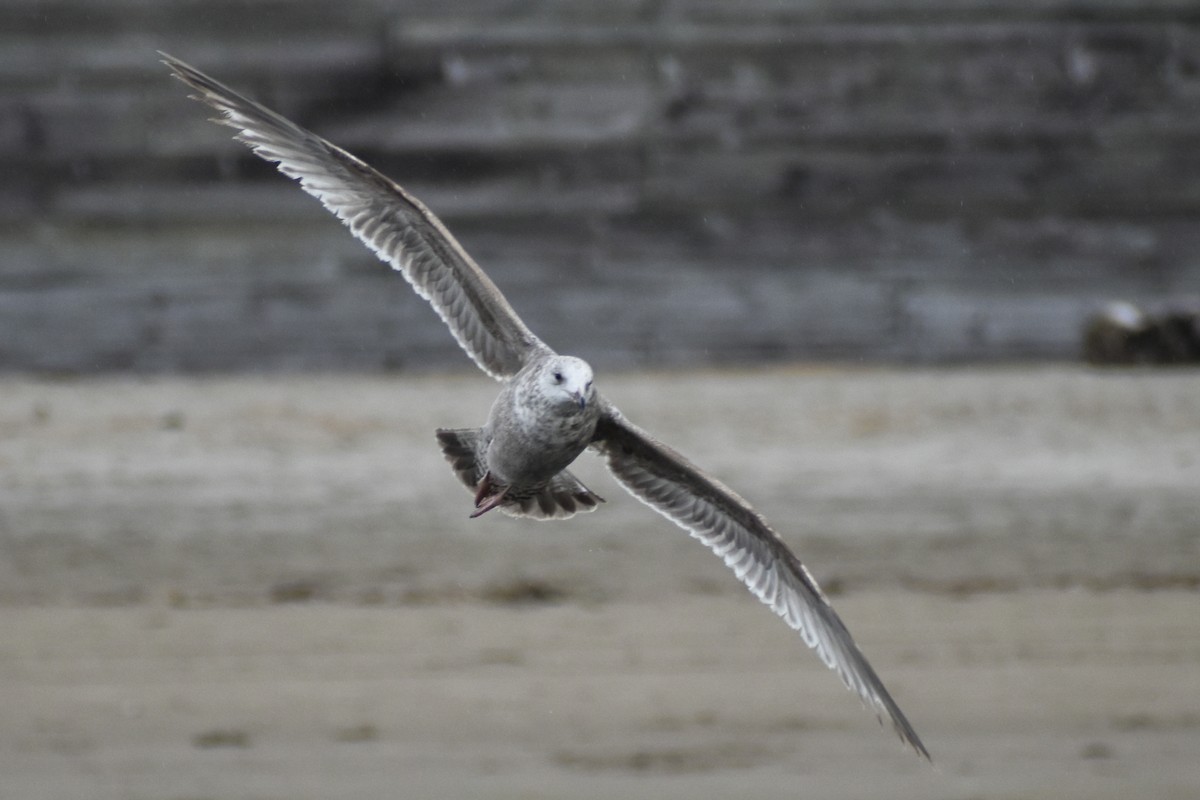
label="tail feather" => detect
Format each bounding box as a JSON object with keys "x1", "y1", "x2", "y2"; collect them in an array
[
  {"x1": 434, "y1": 428, "x2": 604, "y2": 520},
  {"x1": 510, "y1": 471, "x2": 604, "y2": 520}
]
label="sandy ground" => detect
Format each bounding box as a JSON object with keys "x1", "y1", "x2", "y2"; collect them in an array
[{"x1": 0, "y1": 366, "x2": 1198, "y2": 798}]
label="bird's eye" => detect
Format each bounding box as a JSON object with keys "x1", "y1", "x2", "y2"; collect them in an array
[{"x1": 552, "y1": 371, "x2": 564, "y2": 383}]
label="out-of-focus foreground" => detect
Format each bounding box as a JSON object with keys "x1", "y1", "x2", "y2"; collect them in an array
[{"x1": 0, "y1": 367, "x2": 1197, "y2": 798}]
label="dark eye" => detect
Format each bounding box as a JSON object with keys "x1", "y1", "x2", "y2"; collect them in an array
[{"x1": 552, "y1": 371, "x2": 564, "y2": 383}]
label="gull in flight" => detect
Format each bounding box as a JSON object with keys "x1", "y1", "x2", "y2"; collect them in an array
[{"x1": 163, "y1": 52, "x2": 929, "y2": 759}]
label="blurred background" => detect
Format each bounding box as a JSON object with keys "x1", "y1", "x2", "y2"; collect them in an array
[
  {"x1": 6, "y1": 0, "x2": 1200, "y2": 372},
  {"x1": 2, "y1": 2, "x2": 1199, "y2": 799}
]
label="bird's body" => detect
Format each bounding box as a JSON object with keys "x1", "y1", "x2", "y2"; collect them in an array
[
  {"x1": 443, "y1": 355, "x2": 605, "y2": 518},
  {"x1": 164, "y1": 52, "x2": 930, "y2": 760},
  {"x1": 483, "y1": 356, "x2": 599, "y2": 493}
]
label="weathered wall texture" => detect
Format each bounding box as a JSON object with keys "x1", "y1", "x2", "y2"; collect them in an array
[{"x1": 4, "y1": 1, "x2": 1200, "y2": 371}]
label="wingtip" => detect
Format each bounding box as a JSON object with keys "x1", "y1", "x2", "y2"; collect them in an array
[
  {"x1": 871, "y1": 705, "x2": 930, "y2": 761},
  {"x1": 893, "y1": 719, "x2": 932, "y2": 763},
  {"x1": 159, "y1": 51, "x2": 192, "y2": 85}
]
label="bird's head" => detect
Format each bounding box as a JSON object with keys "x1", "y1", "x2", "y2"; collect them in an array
[{"x1": 542, "y1": 356, "x2": 595, "y2": 411}]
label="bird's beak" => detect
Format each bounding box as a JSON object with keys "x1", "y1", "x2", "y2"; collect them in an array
[{"x1": 573, "y1": 391, "x2": 587, "y2": 410}]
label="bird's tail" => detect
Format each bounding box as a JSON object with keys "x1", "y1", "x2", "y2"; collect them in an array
[{"x1": 435, "y1": 428, "x2": 604, "y2": 520}]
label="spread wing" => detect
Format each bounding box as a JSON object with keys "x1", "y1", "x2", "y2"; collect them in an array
[
  {"x1": 162, "y1": 52, "x2": 548, "y2": 380},
  {"x1": 590, "y1": 403, "x2": 930, "y2": 760}
]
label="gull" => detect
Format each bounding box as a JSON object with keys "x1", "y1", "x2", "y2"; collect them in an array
[{"x1": 163, "y1": 52, "x2": 929, "y2": 759}]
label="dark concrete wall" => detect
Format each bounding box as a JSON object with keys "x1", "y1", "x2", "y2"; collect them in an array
[{"x1": 5, "y1": 0, "x2": 1200, "y2": 371}]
